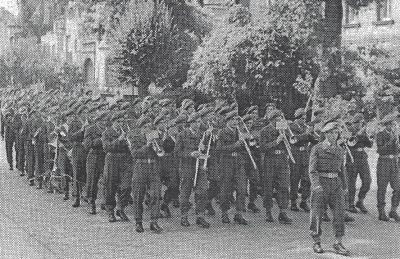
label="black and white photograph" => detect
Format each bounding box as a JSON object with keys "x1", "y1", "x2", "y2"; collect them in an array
[{"x1": 0, "y1": 0, "x2": 400, "y2": 258}]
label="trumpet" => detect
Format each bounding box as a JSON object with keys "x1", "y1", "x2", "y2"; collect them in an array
[
  {"x1": 194, "y1": 127, "x2": 209, "y2": 187},
  {"x1": 338, "y1": 119, "x2": 354, "y2": 163},
  {"x1": 145, "y1": 127, "x2": 165, "y2": 157}
]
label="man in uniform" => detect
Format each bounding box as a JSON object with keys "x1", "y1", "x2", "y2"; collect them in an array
[
  {"x1": 129, "y1": 116, "x2": 163, "y2": 233},
  {"x1": 216, "y1": 109, "x2": 248, "y2": 225},
  {"x1": 375, "y1": 113, "x2": 400, "y2": 222},
  {"x1": 259, "y1": 109, "x2": 292, "y2": 224},
  {"x1": 309, "y1": 120, "x2": 350, "y2": 256},
  {"x1": 32, "y1": 111, "x2": 47, "y2": 189},
  {"x1": 175, "y1": 111, "x2": 210, "y2": 228},
  {"x1": 346, "y1": 113, "x2": 373, "y2": 214},
  {"x1": 1, "y1": 109, "x2": 16, "y2": 170},
  {"x1": 289, "y1": 108, "x2": 319, "y2": 212}
]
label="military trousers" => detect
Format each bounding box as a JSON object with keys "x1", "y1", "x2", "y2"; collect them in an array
[
  {"x1": 85, "y1": 149, "x2": 105, "y2": 203},
  {"x1": 160, "y1": 154, "x2": 179, "y2": 205},
  {"x1": 263, "y1": 153, "x2": 290, "y2": 210},
  {"x1": 103, "y1": 152, "x2": 132, "y2": 212},
  {"x1": 132, "y1": 159, "x2": 161, "y2": 221},
  {"x1": 5, "y1": 133, "x2": 15, "y2": 168},
  {"x1": 290, "y1": 150, "x2": 311, "y2": 202},
  {"x1": 376, "y1": 156, "x2": 400, "y2": 211},
  {"x1": 310, "y1": 177, "x2": 345, "y2": 242},
  {"x1": 179, "y1": 157, "x2": 208, "y2": 215},
  {"x1": 34, "y1": 141, "x2": 45, "y2": 182},
  {"x1": 57, "y1": 148, "x2": 72, "y2": 194},
  {"x1": 71, "y1": 144, "x2": 87, "y2": 198},
  {"x1": 16, "y1": 134, "x2": 25, "y2": 172},
  {"x1": 24, "y1": 140, "x2": 35, "y2": 180},
  {"x1": 219, "y1": 155, "x2": 246, "y2": 213},
  {"x1": 346, "y1": 151, "x2": 371, "y2": 206},
  {"x1": 243, "y1": 154, "x2": 262, "y2": 203}
]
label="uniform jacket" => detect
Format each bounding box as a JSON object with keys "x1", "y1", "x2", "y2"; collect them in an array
[
  {"x1": 376, "y1": 128, "x2": 399, "y2": 156},
  {"x1": 83, "y1": 124, "x2": 104, "y2": 151},
  {"x1": 175, "y1": 128, "x2": 202, "y2": 158},
  {"x1": 101, "y1": 126, "x2": 130, "y2": 154}
]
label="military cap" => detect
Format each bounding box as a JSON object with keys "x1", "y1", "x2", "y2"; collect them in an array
[
  {"x1": 143, "y1": 95, "x2": 155, "y2": 104},
  {"x1": 132, "y1": 98, "x2": 142, "y2": 106},
  {"x1": 294, "y1": 108, "x2": 306, "y2": 119},
  {"x1": 187, "y1": 112, "x2": 202, "y2": 123},
  {"x1": 181, "y1": 99, "x2": 195, "y2": 110},
  {"x1": 198, "y1": 107, "x2": 214, "y2": 118},
  {"x1": 321, "y1": 120, "x2": 339, "y2": 133},
  {"x1": 174, "y1": 114, "x2": 188, "y2": 124},
  {"x1": 352, "y1": 113, "x2": 364, "y2": 123},
  {"x1": 119, "y1": 102, "x2": 131, "y2": 111},
  {"x1": 159, "y1": 98, "x2": 174, "y2": 107},
  {"x1": 264, "y1": 102, "x2": 276, "y2": 110},
  {"x1": 242, "y1": 113, "x2": 256, "y2": 123},
  {"x1": 225, "y1": 109, "x2": 238, "y2": 122},
  {"x1": 76, "y1": 105, "x2": 87, "y2": 115},
  {"x1": 94, "y1": 110, "x2": 109, "y2": 121},
  {"x1": 245, "y1": 105, "x2": 258, "y2": 115},
  {"x1": 267, "y1": 109, "x2": 283, "y2": 121},
  {"x1": 217, "y1": 105, "x2": 231, "y2": 116},
  {"x1": 136, "y1": 115, "x2": 152, "y2": 128},
  {"x1": 111, "y1": 110, "x2": 126, "y2": 121},
  {"x1": 153, "y1": 115, "x2": 167, "y2": 126},
  {"x1": 379, "y1": 113, "x2": 397, "y2": 125}
]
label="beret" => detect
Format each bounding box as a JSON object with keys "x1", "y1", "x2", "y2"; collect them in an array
[
  {"x1": 187, "y1": 112, "x2": 202, "y2": 123},
  {"x1": 352, "y1": 113, "x2": 364, "y2": 123},
  {"x1": 245, "y1": 105, "x2": 258, "y2": 115},
  {"x1": 225, "y1": 110, "x2": 238, "y2": 122},
  {"x1": 294, "y1": 108, "x2": 306, "y2": 119},
  {"x1": 136, "y1": 115, "x2": 152, "y2": 128},
  {"x1": 264, "y1": 102, "x2": 276, "y2": 110},
  {"x1": 267, "y1": 109, "x2": 283, "y2": 121},
  {"x1": 181, "y1": 99, "x2": 195, "y2": 110},
  {"x1": 159, "y1": 98, "x2": 174, "y2": 107},
  {"x1": 321, "y1": 120, "x2": 339, "y2": 133}
]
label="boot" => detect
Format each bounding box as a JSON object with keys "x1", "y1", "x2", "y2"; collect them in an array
[
  {"x1": 344, "y1": 213, "x2": 355, "y2": 222},
  {"x1": 278, "y1": 212, "x2": 292, "y2": 224},
  {"x1": 172, "y1": 199, "x2": 180, "y2": 208},
  {"x1": 29, "y1": 179, "x2": 35, "y2": 186},
  {"x1": 265, "y1": 211, "x2": 274, "y2": 222},
  {"x1": 36, "y1": 181, "x2": 43, "y2": 190},
  {"x1": 100, "y1": 204, "x2": 106, "y2": 210},
  {"x1": 160, "y1": 203, "x2": 171, "y2": 218},
  {"x1": 389, "y1": 211, "x2": 400, "y2": 222},
  {"x1": 116, "y1": 209, "x2": 129, "y2": 221},
  {"x1": 221, "y1": 213, "x2": 230, "y2": 224},
  {"x1": 322, "y1": 211, "x2": 331, "y2": 222},
  {"x1": 90, "y1": 203, "x2": 96, "y2": 215},
  {"x1": 247, "y1": 203, "x2": 260, "y2": 213},
  {"x1": 355, "y1": 200, "x2": 368, "y2": 214},
  {"x1": 63, "y1": 192, "x2": 69, "y2": 200},
  {"x1": 290, "y1": 202, "x2": 300, "y2": 212},
  {"x1": 181, "y1": 216, "x2": 190, "y2": 227},
  {"x1": 205, "y1": 203, "x2": 216, "y2": 216},
  {"x1": 233, "y1": 213, "x2": 248, "y2": 225},
  {"x1": 108, "y1": 211, "x2": 116, "y2": 223},
  {"x1": 136, "y1": 222, "x2": 144, "y2": 233},
  {"x1": 19, "y1": 171, "x2": 25, "y2": 177},
  {"x1": 347, "y1": 205, "x2": 358, "y2": 213},
  {"x1": 72, "y1": 198, "x2": 80, "y2": 208},
  {"x1": 379, "y1": 210, "x2": 389, "y2": 221},
  {"x1": 196, "y1": 217, "x2": 210, "y2": 228},
  {"x1": 150, "y1": 222, "x2": 163, "y2": 233},
  {"x1": 313, "y1": 242, "x2": 324, "y2": 254},
  {"x1": 333, "y1": 242, "x2": 350, "y2": 256},
  {"x1": 299, "y1": 201, "x2": 310, "y2": 212}
]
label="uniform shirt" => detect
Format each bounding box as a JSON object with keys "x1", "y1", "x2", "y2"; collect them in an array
[
  {"x1": 101, "y1": 126, "x2": 130, "y2": 154},
  {"x1": 83, "y1": 124, "x2": 104, "y2": 151},
  {"x1": 32, "y1": 117, "x2": 47, "y2": 144},
  {"x1": 68, "y1": 117, "x2": 84, "y2": 144},
  {"x1": 289, "y1": 120, "x2": 319, "y2": 147},
  {"x1": 376, "y1": 128, "x2": 400, "y2": 156},
  {"x1": 259, "y1": 122, "x2": 288, "y2": 153},
  {"x1": 175, "y1": 127, "x2": 202, "y2": 158},
  {"x1": 129, "y1": 131, "x2": 157, "y2": 159},
  {"x1": 309, "y1": 138, "x2": 347, "y2": 189},
  {"x1": 348, "y1": 125, "x2": 373, "y2": 149},
  {"x1": 216, "y1": 126, "x2": 242, "y2": 154}
]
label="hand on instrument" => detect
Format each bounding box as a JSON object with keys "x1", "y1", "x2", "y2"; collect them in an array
[{"x1": 276, "y1": 133, "x2": 284, "y2": 144}]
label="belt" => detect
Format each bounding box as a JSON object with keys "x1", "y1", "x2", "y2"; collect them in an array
[
  {"x1": 380, "y1": 154, "x2": 398, "y2": 159},
  {"x1": 354, "y1": 147, "x2": 364, "y2": 152},
  {"x1": 294, "y1": 146, "x2": 306, "y2": 151},
  {"x1": 319, "y1": 172, "x2": 338, "y2": 178},
  {"x1": 231, "y1": 152, "x2": 238, "y2": 157},
  {"x1": 136, "y1": 158, "x2": 155, "y2": 164},
  {"x1": 273, "y1": 150, "x2": 284, "y2": 155}
]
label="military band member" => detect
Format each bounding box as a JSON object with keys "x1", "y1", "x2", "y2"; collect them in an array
[
  {"x1": 57, "y1": 113, "x2": 73, "y2": 200},
  {"x1": 17, "y1": 110, "x2": 28, "y2": 177},
  {"x1": 130, "y1": 116, "x2": 163, "y2": 233},
  {"x1": 216, "y1": 109, "x2": 248, "y2": 225},
  {"x1": 2, "y1": 109, "x2": 16, "y2": 170},
  {"x1": 13, "y1": 112, "x2": 24, "y2": 175},
  {"x1": 346, "y1": 113, "x2": 373, "y2": 214},
  {"x1": 375, "y1": 113, "x2": 400, "y2": 222},
  {"x1": 259, "y1": 109, "x2": 292, "y2": 224},
  {"x1": 309, "y1": 120, "x2": 349, "y2": 256},
  {"x1": 32, "y1": 112, "x2": 47, "y2": 189},
  {"x1": 175, "y1": 112, "x2": 210, "y2": 228}
]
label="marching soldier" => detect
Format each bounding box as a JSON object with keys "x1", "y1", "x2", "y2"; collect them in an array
[
  {"x1": 101, "y1": 111, "x2": 132, "y2": 222},
  {"x1": 57, "y1": 113, "x2": 73, "y2": 200},
  {"x1": 216, "y1": 109, "x2": 248, "y2": 225},
  {"x1": 130, "y1": 116, "x2": 163, "y2": 233},
  {"x1": 259, "y1": 109, "x2": 292, "y2": 224},
  {"x1": 375, "y1": 113, "x2": 400, "y2": 222},
  {"x1": 13, "y1": 112, "x2": 24, "y2": 175},
  {"x1": 346, "y1": 113, "x2": 373, "y2": 214},
  {"x1": 1, "y1": 109, "x2": 16, "y2": 170},
  {"x1": 175, "y1": 112, "x2": 211, "y2": 228},
  {"x1": 309, "y1": 120, "x2": 350, "y2": 256},
  {"x1": 32, "y1": 112, "x2": 47, "y2": 189},
  {"x1": 289, "y1": 108, "x2": 319, "y2": 212}
]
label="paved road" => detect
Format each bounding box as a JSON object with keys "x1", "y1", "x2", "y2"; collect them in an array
[{"x1": 0, "y1": 143, "x2": 399, "y2": 259}]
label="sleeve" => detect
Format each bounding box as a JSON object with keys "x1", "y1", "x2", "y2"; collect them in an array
[
  {"x1": 130, "y1": 134, "x2": 151, "y2": 158},
  {"x1": 215, "y1": 129, "x2": 239, "y2": 152},
  {"x1": 258, "y1": 127, "x2": 279, "y2": 152},
  {"x1": 83, "y1": 127, "x2": 94, "y2": 150},
  {"x1": 339, "y1": 149, "x2": 348, "y2": 190},
  {"x1": 376, "y1": 131, "x2": 395, "y2": 153},
  {"x1": 101, "y1": 129, "x2": 119, "y2": 153},
  {"x1": 308, "y1": 145, "x2": 321, "y2": 188},
  {"x1": 290, "y1": 123, "x2": 309, "y2": 144}
]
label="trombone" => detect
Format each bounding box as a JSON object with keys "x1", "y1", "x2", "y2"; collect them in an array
[
  {"x1": 146, "y1": 125, "x2": 165, "y2": 157},
  {"x1": 236, "y1": 116, "x2": 258, "y2": 170},
  {"x1": 276, "y1": 117, "x2": 296, "y2": 164},
  {"x1": 338, "y1": 119, "x2": 354, "y2": 163}
]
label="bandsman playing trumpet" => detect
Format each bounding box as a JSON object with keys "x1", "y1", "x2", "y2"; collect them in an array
[
  {"x1": 289, "y1": 108, "x2": 319, "y2": 212},
  {"x1": 346, "y1": 113, "x2": 373, "y2": 214},
  {"x1": 175, "y1": 111, "x2": 211, "y2": 228},
  {"x1": 130, "y1": 116, "x2": 163, "y2": 233},
  {"x1": 259, "y1": 109, "x2": 293, "y2": 224}
]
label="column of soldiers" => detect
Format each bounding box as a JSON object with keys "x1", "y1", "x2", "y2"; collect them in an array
[{"x1": 2, "y1": 86, "x2": 400, "y2": 256}]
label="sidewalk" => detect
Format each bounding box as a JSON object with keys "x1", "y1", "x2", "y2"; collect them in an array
[{"x1": 0, "y1": 142, "x2": 399, "y2": 259}]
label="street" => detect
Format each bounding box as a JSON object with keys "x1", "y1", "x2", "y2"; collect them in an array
[{"x1": 0, "y1": 144, "x2": 399, "y2": 259}]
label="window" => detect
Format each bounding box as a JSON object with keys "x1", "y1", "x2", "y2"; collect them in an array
[
  {"x1": 377, "y1": 0, "x2": 392, "y2": 21},
  {"x1": 345, "y1": 4, "x2": 359, "y2": 24}
]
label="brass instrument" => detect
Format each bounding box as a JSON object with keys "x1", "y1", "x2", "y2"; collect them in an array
[
  {"x1": 338, "y1": 119, "x2": 354, "y2": 163},
  {"x1": 145, "y1": 126, "x2": 165, "y2": 157},
  {"x1": 276, "y1": 118, "x2": 296, "y2": 164},
  {"x1": 194, "y1": 128, "x2": 209, "y2": 187},
  {"x1": 202, "y1": 125, "x2": 214, "y2": 170},
  {"x1": 236, "y1": 116, "x2": 258, "y2": 170}
]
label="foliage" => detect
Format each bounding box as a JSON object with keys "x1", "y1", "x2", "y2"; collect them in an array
[
  {"x1": 184, "y1": 1, "x2": 322, "y2": 99},
  {"x1": 56, "y1": 62, "x2": 84, "y2": 92},
  {"x1": 109, "y1": 0, "x2": 200, "y2": 94},
  {"x1": 345, "y1": 0, "x2": 375, "y2": 9}
]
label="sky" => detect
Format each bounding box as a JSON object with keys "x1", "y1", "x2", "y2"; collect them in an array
[{"x1": 0, "y1": 0, "x2": 18, "y2": 15}]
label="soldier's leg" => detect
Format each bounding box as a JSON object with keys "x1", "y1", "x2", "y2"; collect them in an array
[
  {"x1": 103, "y1": 154, "x2": 118, "y2": 220},
  {"x1": 290, "y1": 160, "x2": 301, "y2": 210},
  {"x1": 329, "y1": 179, "x2": 345, "y2": 240},
  {"x1": 132, "y1": 160, "x2": 147, "y2": 224},
  {"x1": 346, "y1": 162, "x2": 358, "y2": 210},
  {"x1": 6, "y1": 137, "x2": 14, "y2": 169},
  {"x1": 276, "y1": 157, "x2": 292, "y2": 223},
  {"x1": 220, "y1": 158, "x2": 234, "y2": 222},
  {"x1": 300, "y1": 162, "x2": 311, "y2": 203},
  {"x1": 149, "y1": 162, "x2": 162, "y2": 224},
  {"x1": 18, "y1": 138, "x2": 25, "y2": 175},
  {"x1": 309, "y1": 185, "x2": 326, "y2": 243},
  {"x1": 85, "y1": 152, "x2": 96, "y2": 203},
  {"x1": 116, "y1": 155, "x2": 132, "y2": 221},
  {"x1": 233, "y1": 160, "x2": 248, "y2": 224},
  {"x1": 356, "y1": 156, "x2": 371, "y2": 213},
  {"x1": 263, "y1": 157, "x2": 275, "y2": 220},
  {"x1": 34, "y1": 144, "x2": 45, "y2": 189},
  {"x1": 376, "y1": 158, "x2": 390, "y2": 218},
  {"x1": 389, "y1": 161, "x2": 400, "y2": 220}
]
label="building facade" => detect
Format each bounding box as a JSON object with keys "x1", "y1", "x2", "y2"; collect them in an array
[{"x1": 0, "y1": 7, "x2": 20, "y2": 57}]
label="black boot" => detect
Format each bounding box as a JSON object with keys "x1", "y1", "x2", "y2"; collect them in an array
[
  {"x1": 36, "y1": 181, "x2": 43, "y2": 190},
  {"x1": 63, "y1": 192, "x2": 69, "y2": 200},
  {"x1": 355, "y1": 200, "x2": 368, "y2": 214},
  {"x1": 19, "y1": 171, "x2": 25, "y2": 177},
  {"x1": 150, "y1": 222, "x2": 163, "y2": 233},
  {"x1": 172, "y1": 199, "x2": 180, "y2": 208},
  {"x1": 160, "y1": 203, "x2": 171, "y2": 218},
  {"x1": 389, "y1": 211, "x2": 400, "y2": 222},
  {"x1": 322, "y1": 211, "x2": 331, "y2": 222},
  {"x1": 344, "y1": 213, "x2": 355, "y2": 222},
  {"x1": 72, "y1": 198, "x2": 80, "y2": 208},
  {"x1": 247, "y1": 203, "x2": 260, "y2": 213},
  {"x1": 278, "y1": 212, "x2": 292, "y2": 224},
  {"x1": 29, "y1": 179, "x2": 35, "y2": 186},
  {"x1": 299, "y1": 201, "x2": 310, "y2": 212},
  {"x1": 205, "y1": 202, "x2": 216, "y2": 216},
  {"x1": 108, "y1": 211, "x2": 116, "y2": 223},
  {"x1": 136, "y1": 222, "x2": 144, "y2": 233},
  {"x1": 90, "y1": 203, "x2": 96, "y2": 215},
  {"x1": 233, "y1": 213, "x2": 248, "y2": 225},
  {"x1": 379, "y1": 210, "x2": 389, "y2": 221},
  {"x1": 221, "y1": 213, "x2": 230, "y2": 224},
  {"x1": 347, "y1": 205, "x2": 358, "y2": 213},
  {"x1": 116, "y1": 210, "x2": 129, "y2": 221},
  {"x1": 196, "y1": 217, "x2": 210, "y2": 228},
  {"x1": 313, "y1": 242, "x2": 324, "y2": 254},
  {"x1": 181, "y1": 216, "x2": 190, "y2": 227},
  {"x1": 265, "y1": 211, "x2": 274, "y2": 222},
  {"x1": 333, "y1": 242, "x2": 350, "y2": 256},
  {"x1": 290, "y1": 202, "x2": 300, "y2": 212}
]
